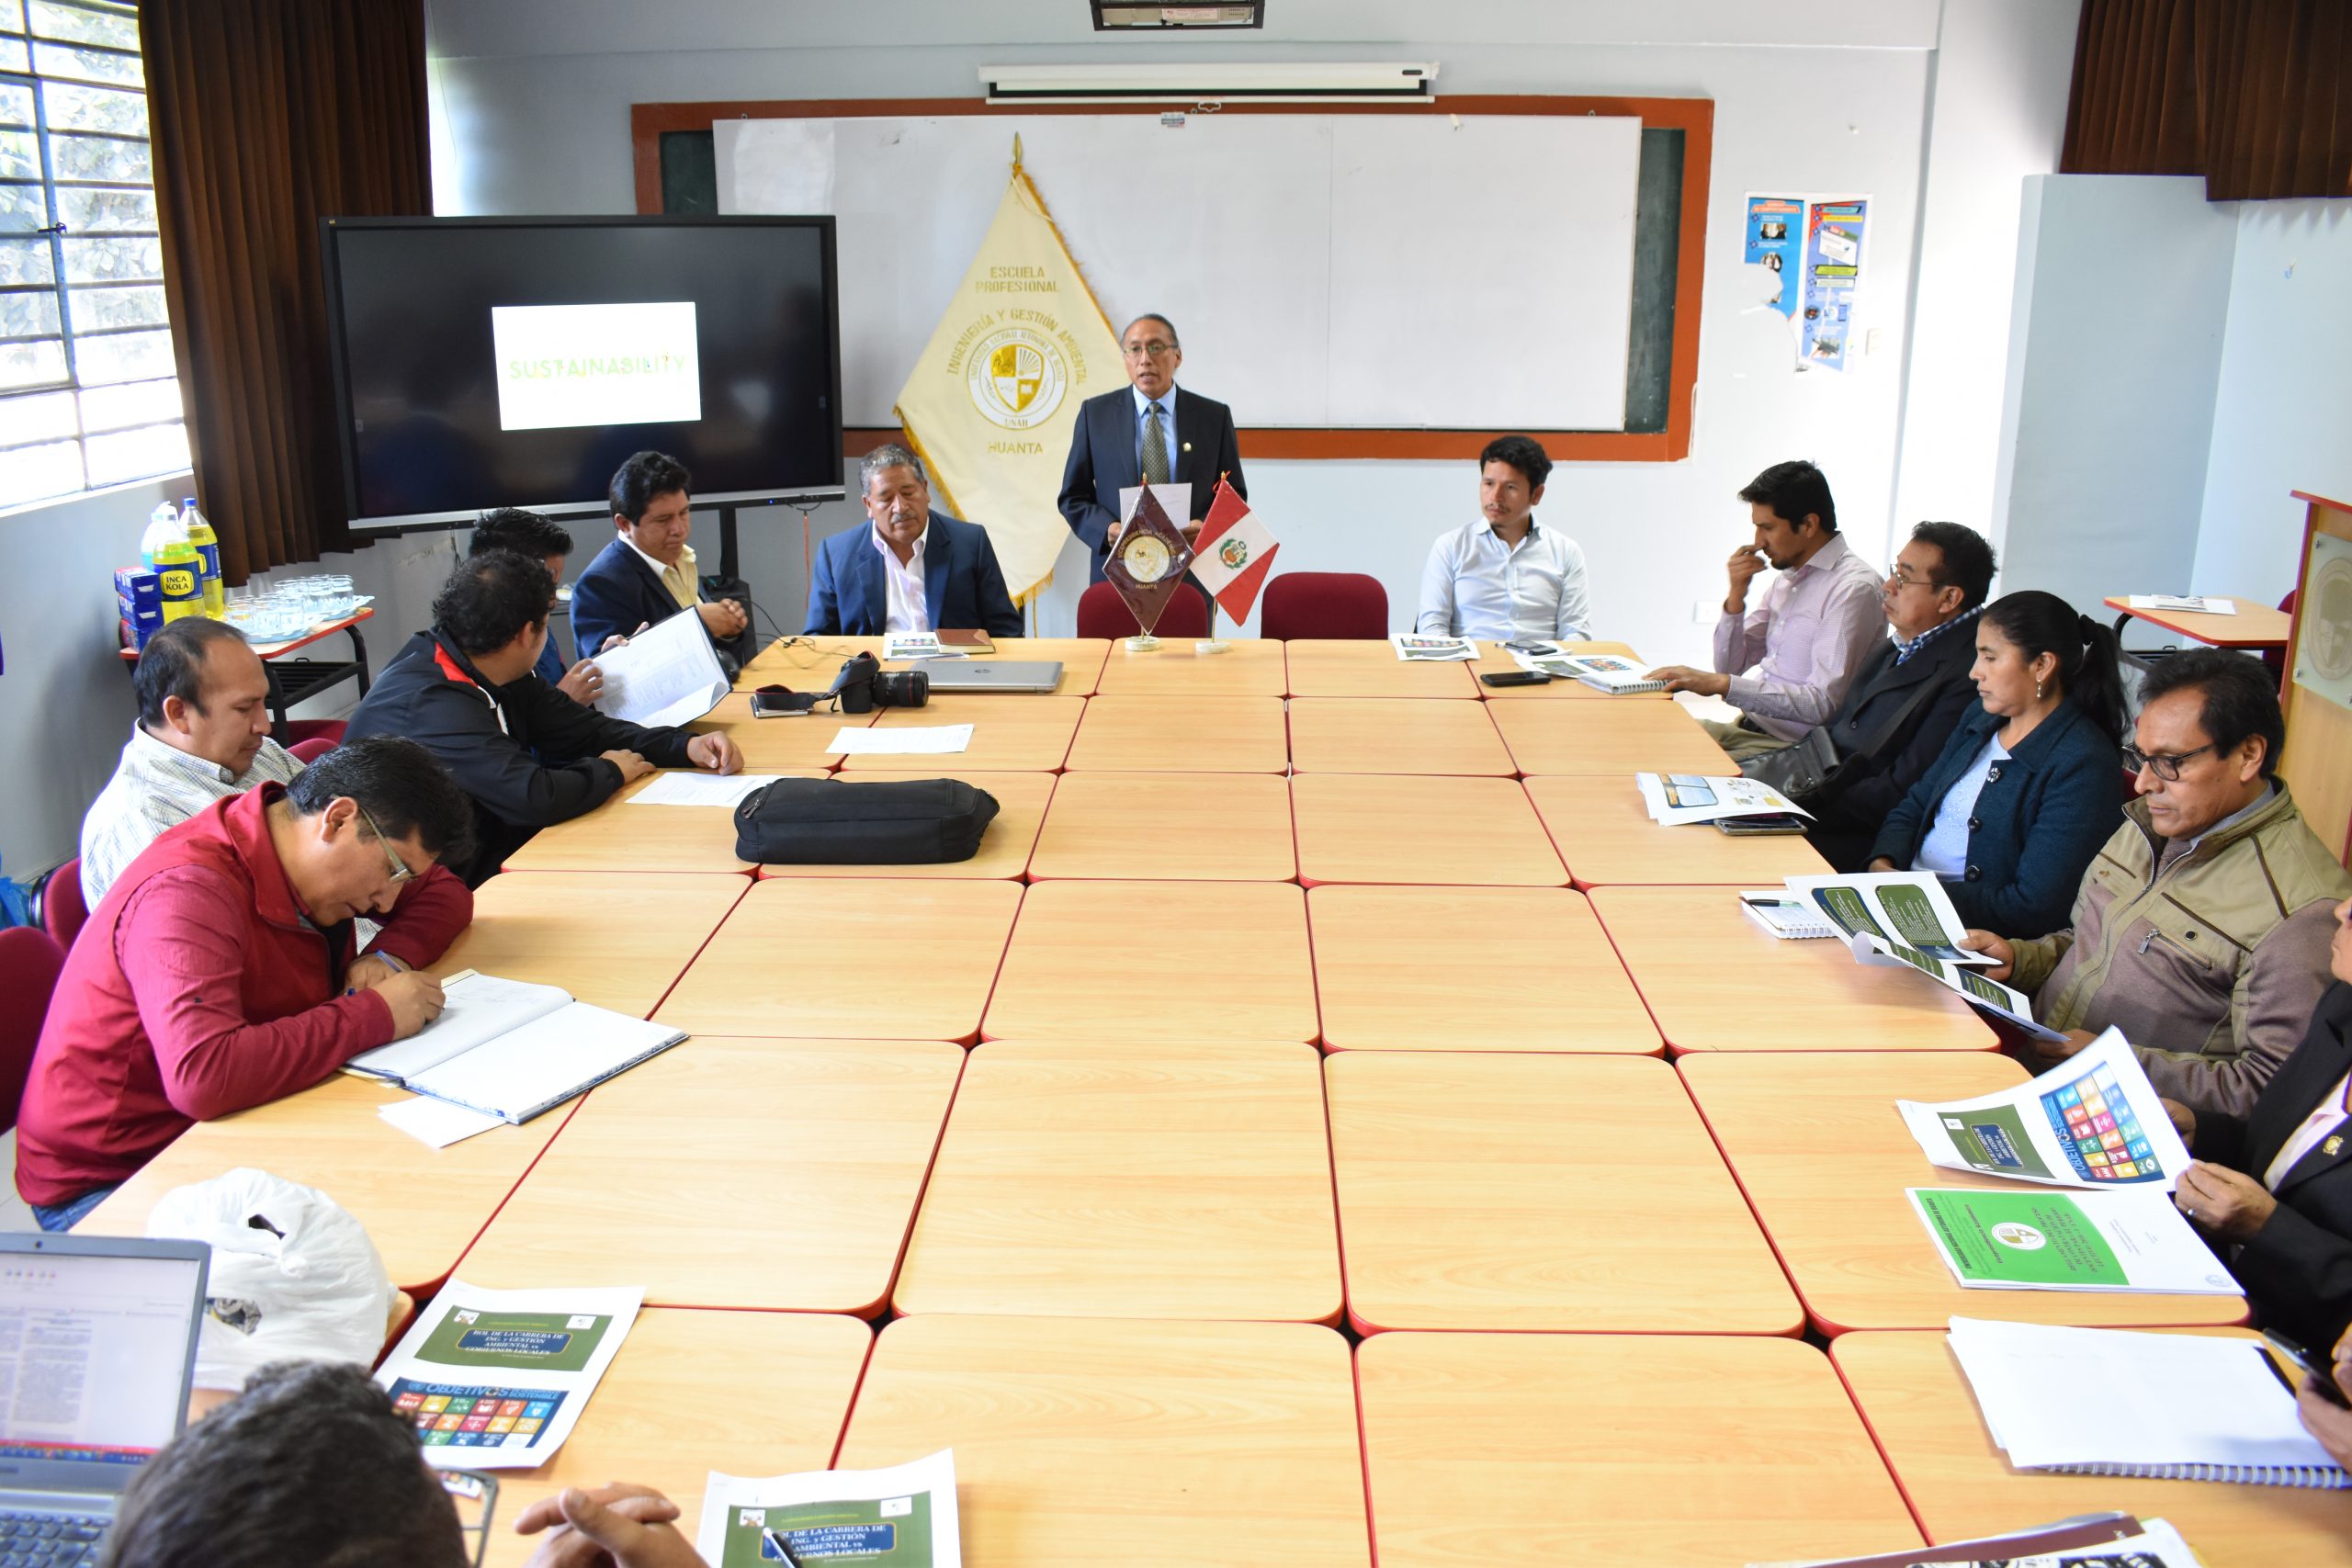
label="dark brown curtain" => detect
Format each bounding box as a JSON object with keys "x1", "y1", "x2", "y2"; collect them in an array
[
  {"x1": 141, "y1": 0, "x2": 430, "y2": 581},
  {"x1": 2063, "y1": 0, "x2": 2352, "y2": 200}
]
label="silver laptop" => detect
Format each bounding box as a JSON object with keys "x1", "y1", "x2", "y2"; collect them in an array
[
  {"x1": 910, "y1": 659, "x2": 1065, "y2": 694},
  {"x1": 0, "y1": 1233, "x2": 210, "y2": 1564}
]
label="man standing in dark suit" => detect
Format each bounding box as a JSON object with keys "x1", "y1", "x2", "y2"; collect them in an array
[
  {"x1": 1755, "y1": 521, "x2": 1996, "y2": 870},
  {"x1": 806, "y1": 443, "x2": 1023, "y2": 637},
  {"x1": 570, "y1": 450, "x2": 756, "y2": 666},
  {"x1": 1057, "y1": 313, "x2": 1245, "y2": 581}
]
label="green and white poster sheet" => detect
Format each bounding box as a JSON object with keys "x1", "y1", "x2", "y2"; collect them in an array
[
  {"x1": 373, "y1": 1280, "x2": 644, "y2": 1470},
  {"x1": 696, "y1": 1450, "x2": 961, "y2": 1567},
  {"x1": 1897, "y1": 1029, "x2": 2193, "y2": 1188},
  {"x1": 1784, "y1": 871, "x2": 1986, "y2": 964},
  {"x1": 1907, "y1": 1188, "x2": 2237, "y2": 1293}
]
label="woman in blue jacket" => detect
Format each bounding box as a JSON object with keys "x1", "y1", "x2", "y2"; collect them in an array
[{"x1": 1867, "y1": 590, "x2": 2125, "y2": 936}]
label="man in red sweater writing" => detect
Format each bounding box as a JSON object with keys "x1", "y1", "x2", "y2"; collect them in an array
[{"x1": 17, "y1": 737, "x2": 476, "y2": 1231}]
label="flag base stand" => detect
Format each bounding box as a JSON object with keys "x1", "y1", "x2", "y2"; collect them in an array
[
  {"x1": 1125, "y1": 633, "x2": 1161, "y2": 653},
  {"x1": 1193, "y1": 638, "x2": 1231, "y2": 656}
]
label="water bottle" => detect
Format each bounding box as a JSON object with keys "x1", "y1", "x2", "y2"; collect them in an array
[
  {"x1": 180, "y1": 496, "x2": 223, "y2": 616},
  {"x1": 140, "y1": 501, "x2": 180, "y2": 570},
  {"x1": 151, "y1": 511, "x2": 201, "y2": 623}
]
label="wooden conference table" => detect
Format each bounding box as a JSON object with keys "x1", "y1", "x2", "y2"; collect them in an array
[{"x1": 107, "y1": 634, "x2": 2346, "y2": 1561}]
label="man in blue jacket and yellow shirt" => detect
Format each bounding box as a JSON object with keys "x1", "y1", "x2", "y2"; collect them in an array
[{"x1": 805, "y1": 443, "x2": 1023, "y2": 638}]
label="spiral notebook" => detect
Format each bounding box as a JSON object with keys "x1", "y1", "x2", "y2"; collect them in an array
[{"x1": 1947, "y1": 1317, "x2": 2352, "y2": 1489}]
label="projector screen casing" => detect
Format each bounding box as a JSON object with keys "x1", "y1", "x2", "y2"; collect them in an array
[{"x1": 321, "y1": 215, "x2": 844, "y2": 530}]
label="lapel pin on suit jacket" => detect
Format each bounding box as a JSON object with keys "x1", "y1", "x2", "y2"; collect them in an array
[{"x1": 1182, "y1": 442, "x2": 1192, "y2": 453}]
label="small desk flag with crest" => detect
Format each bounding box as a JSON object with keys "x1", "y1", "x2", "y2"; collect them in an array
[{"x1": 1189, "y1": 478, "x2": 1280, "y2": 623}]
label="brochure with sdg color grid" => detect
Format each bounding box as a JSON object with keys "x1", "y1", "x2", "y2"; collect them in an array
[
  {"x1": 375, "y1": 1281, "x2": 642, "y2": 1470},
  {"x1": 1898, "y1": 1029, "x2": 2192, "y2": 1188}
]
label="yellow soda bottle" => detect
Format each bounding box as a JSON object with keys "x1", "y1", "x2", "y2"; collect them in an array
[
  {"x1": 152, "y1": 518, "x2": 201, "y2": 623},
  {"x1": 180, "y1": 497, "x2": 223, "y2": 616}
]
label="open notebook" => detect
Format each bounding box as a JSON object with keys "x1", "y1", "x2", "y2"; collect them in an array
[{"x1": 344, "y1": 970, "x2": 685, "y2": 1124}]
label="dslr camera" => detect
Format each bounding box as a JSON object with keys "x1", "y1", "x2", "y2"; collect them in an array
[{"x1": 828, "y1": 652, "x2": 928, "y2": 714}]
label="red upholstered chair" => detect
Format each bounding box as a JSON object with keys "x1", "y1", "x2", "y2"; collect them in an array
[
  {"x1": 1077, "y1": 581, "x2": 1209, "y2": 640},
  {"x1": 0, "y1": 926, "x2": 65, "y2": 1133},
  {"x1": 288, "y1": 737, "x2": 337, "y2": 764},
  {"x1": 1258, "y1": 572, "x2": 1389, "y2": 640},
  {"x1": 284, "y1": 719, "x2": 346, "y2": 750},
  {"x1": 39, "y1": 860, "x2": 87, "y2": 953}
]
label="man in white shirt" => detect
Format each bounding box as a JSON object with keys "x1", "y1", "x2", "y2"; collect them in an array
[
  {"x1": 80, "y1": 616, "x2": 303, "y2": 906},
  {"x1": 1416, "y1": 435, "x2": 1593, "y2": 642},
  {"x1": 1646, "y1": 458, "x2": 1886, "y2": 759},
  {"x1": 803, "y1": 444, "x2": 1022, "y2": 637}
]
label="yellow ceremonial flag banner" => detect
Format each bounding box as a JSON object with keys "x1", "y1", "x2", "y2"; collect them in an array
[{"x1": 893, "y1": 152, "x2": 1123, "y2": 604}]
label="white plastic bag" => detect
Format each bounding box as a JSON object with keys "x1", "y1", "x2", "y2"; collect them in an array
[{"x1": 144, "y1": 1167, "x2": 399, "y2": 1391}]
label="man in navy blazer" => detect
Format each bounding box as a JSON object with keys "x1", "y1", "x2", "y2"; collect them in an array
[
  {"x1": 806, "y1": 443, "x2": 1023, "y2": 637},
  {"x1": 1057, "y1": 312, "x2": 1245, "y2": 582},
  {"x1": 571, "y1": 450, "x2": 756, "y2": 667}
]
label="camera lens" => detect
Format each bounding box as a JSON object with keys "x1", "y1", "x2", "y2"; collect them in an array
[{"x1": 874, "y1": 670, "x2": 930, "y2": 708}]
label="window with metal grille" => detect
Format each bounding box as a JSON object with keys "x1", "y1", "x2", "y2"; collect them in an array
[{"x1": 0, "y1": 0, "x2": 185, "y2": 510}]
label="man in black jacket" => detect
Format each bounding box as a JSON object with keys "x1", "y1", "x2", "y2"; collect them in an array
[
  {"x1": 346, "y1": 550, "x2": 742, "y2": 884},
  {"x1": 1769, "y1": 521, "x2": 1996, "y2": 870}
]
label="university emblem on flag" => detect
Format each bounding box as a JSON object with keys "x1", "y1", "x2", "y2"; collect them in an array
[
  {"x1": 966, "y1": 324, "x2": 1069, "y2": 430},
  {"x1": 1217, "y1": 536, "x2": 1250, "y2": 570}
]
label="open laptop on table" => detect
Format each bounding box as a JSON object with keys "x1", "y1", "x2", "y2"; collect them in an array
[
  {"x1": 910, "y1": 659, "x2": 1064, "y2": 694},
  {"x1": 0, "y1": 1233, "x2": 209, "y2": 1566}
]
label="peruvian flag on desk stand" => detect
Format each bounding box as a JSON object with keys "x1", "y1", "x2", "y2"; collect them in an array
[{"x1": 1190, "y1": 478, "x2": 1281, "y2": 649}]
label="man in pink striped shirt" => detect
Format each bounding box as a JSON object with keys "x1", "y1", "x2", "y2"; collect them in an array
[{"x1": 1646, "y1": 459, "x2": 1887, "y2": 759}]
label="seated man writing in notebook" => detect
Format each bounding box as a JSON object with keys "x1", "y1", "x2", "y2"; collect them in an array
[
  {"x1": 1962, "y1": 650, "x2": 2352, "y2": 1117},
  {"x1": 16, "y1": 739, "x2": 473, "y2": 1234},
  {"x1": 346, "y1": 549, "x2": 743, "y2": 885},
  {"x1": 805, "y1": 443, "x2": 1023, "y2": 638},
  {"x1": 104, "y1": 1359, "x2": 708, "y2": 1568},
  {"x1": 1643, "y1": 459, "x2": 1885, "y2": 760}
]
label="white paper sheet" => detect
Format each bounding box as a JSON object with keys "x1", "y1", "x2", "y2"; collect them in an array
[
  {"x1": 883, "y1": 633, "x2": 964, "y2": 661},
  {"x1": 378, "y1": 1095, "x2": 506, "y2": 1149},
  {"x1": 1390, "y1": 634, "x2": 1478, "y2": 661},
  {"x1": 345, "y1": 970, "x2": 571, "y2": 1084},
  {"x1": 1948, "y1": 1317, "x2": 2345, "y2": 1481},
  {"x1": 591, "y1": 607, "x2": 729, "y2": 728},
  {"x1": 2128, "y1": 594, "x2": 2236, "y2": 615},
  {"x1": 827, "y1": 724, "x2": 973, "y2": 755},
  {"x1": 627, "y1": 772, "x2": 784, "y2": 807},
  {"x1": 375, "y1": 1280, "x2": 642, "y2": 1470}
]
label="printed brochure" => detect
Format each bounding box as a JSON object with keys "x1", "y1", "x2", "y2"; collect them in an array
[
  {"x1": 1898, "y1": 1029, "x2": 2191, "y2": 1188},
  {"x1": 375, "y1": 1280, "x2": 642, "y2": 1469},
  {"x1": 695, "y1": 1450, "x2": 961, "y2": 1567}
]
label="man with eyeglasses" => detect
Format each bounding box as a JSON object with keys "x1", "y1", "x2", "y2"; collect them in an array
[
  {"x1": 347, "y1": 550, "x2": 743, "y2": 886},
  {"x1": 99, "y1": 1359, "x2": 710, "y2": 1568},
  {"x1": 1057, "y1": 312, "x2": 1246, "y2": 581},
  {"x1": 1748, "y1": 521, "x2": 1996, "y2": 870},
  {"x1": 1962, "y1": 649, "x2": 2352, "y2": 1116},
  {"x1": 17, "y1": 739, "x2": 474, "y2": 1233}
]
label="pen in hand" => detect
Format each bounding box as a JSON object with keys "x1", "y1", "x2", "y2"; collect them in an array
[{"x1": 760, "y1": 1525, "x2": 805, "y2": 1566}]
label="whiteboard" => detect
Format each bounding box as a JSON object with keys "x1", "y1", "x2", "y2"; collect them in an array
[{"x1": 716, "y1": 111, "x2": 1642, "y2": 431}]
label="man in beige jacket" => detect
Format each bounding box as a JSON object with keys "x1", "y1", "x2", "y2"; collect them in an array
[{"x1": 1964, "y1": 649, "x2": 2352, "y2": 1117}]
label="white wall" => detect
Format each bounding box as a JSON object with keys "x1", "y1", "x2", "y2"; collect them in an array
[
  {"x1": 0, "y1": 476, "x2": 466, "y2": 879},
  {"x1": 1893, "y1": 0, "x2": 2082, "y2": 545},
  {"x1": 1990, "y1": 175, "x2": 2237, "y2": 617},
  {"x1": 2192, "y1": 198, "x2": 2352, "y2": 601},
  {"x1": 429, "y1": 11, "x2": 1974, "y2": 659},
  {"x1": 0, "y1": 477, "x2": 181, "y2": 881}
]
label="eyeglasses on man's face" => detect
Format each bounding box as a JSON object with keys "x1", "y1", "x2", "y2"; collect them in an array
[
  {"x1": 1884, "y1": 565, "x2": 1944, "y2": 592},
  {"x1": 1123, "y1": 339, "x2": 1177, "y2": 359},
  {"x1": 2122, "y1": 740, "x2": 2222, "y2": 782},
  {"x1": 356, "y1": 805, "x2": 417, "y2": 886}
]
